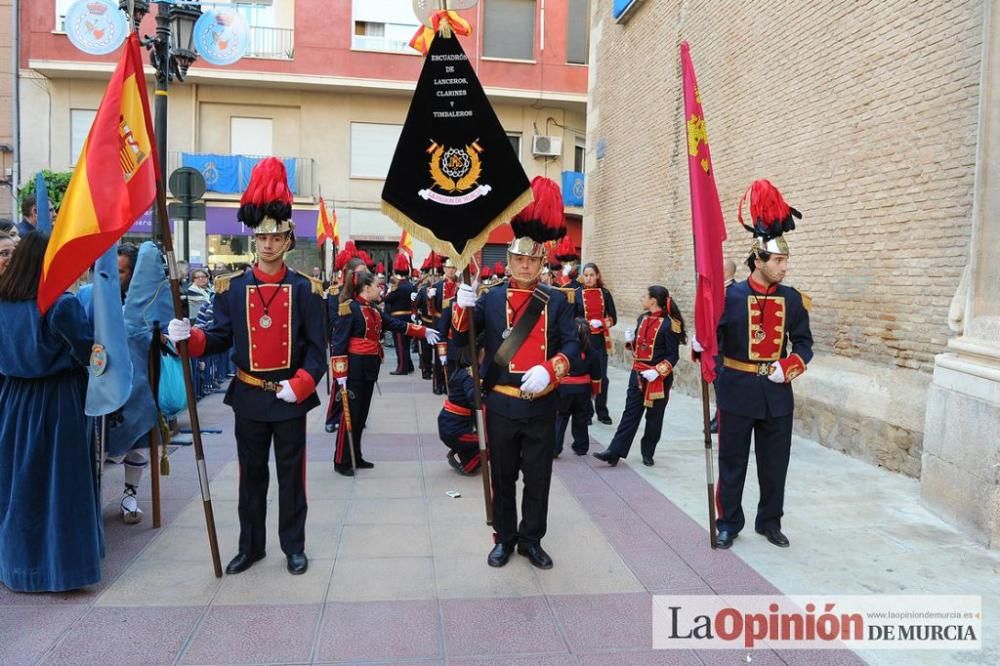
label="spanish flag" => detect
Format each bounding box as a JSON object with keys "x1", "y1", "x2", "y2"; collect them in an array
[
  {"x1": 398, "y1": 229, "x2": 414, "y2": 259},
  {"x1": 315, "y1": 196, "x2": 335, "y2": 249},
  {"x1": 38, "y1": 33, "x2": 157, "y2": 314}
]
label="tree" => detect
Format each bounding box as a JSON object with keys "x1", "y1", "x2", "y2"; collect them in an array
[{"x1": 18, "y1": 170, "x2": 74, "y2": 212}]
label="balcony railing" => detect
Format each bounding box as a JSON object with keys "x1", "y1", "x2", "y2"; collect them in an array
[
  {"x1": 168, "y1": 152, "x2": 315, "y2": 197},
  {"x1": 246, "y1": 26, "x2": 295, "y2": 60}
]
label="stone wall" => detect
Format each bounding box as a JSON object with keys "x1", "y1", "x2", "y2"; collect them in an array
[{"x1": 588, "y1": 0, "x2": 985, "y2": 476}]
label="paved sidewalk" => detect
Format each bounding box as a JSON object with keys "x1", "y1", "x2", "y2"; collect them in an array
[{"x1": 0, "y1": 352, "x2": 995, "y2": 664}]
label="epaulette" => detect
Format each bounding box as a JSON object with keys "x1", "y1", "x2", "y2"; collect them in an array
[
  {"x1": 327, "y1": 285, "x2": 340, "y2": 298},
  {"x1": 557, "y1": 287, "x2": 575, "y2": 304},
  {"x1": 794, "y1": 288, "x2": 812, "y2": 312},
  {"x1": 670, "y1": 317, "x2": 683, "y2": 334},
  {"x1": 338, "y1": 300, "x2": 352, "y2": 316},
  {"x1": 296, "y1": 270, "x2": 325, "y2": 296},
  {"x1": 213, "y1": 271, "x2": 242, "y2": 295}
]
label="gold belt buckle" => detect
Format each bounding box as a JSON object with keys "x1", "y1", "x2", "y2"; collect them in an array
[
  {"x1": 756, "y1": 363, "x2": 771, "y2": 377},
  {"x1": 519, "y1": 390, "x2": 535, "y2": 401},
  {"x1": 263, "y1": 379, "x2": 280, "y2": 392}
]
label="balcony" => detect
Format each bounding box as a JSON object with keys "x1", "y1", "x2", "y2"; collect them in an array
[
  {"x1": 246, "y1": 26, "x2": 295, "y2": 60},
  {"x1": 167, "y1": 152, "x2": 315, "y2": 198}
]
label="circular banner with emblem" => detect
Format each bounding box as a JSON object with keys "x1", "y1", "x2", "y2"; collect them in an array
[
  {"x1": 193, "y1": 9, "x2": 250, "y2": 66},
  {"x1": 65, "y1": 0, "x2": 128, "y2": 56}
]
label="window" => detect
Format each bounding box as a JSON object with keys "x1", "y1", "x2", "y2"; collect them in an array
[
  {"x1": 483, "y1": 0, "x2": 535, "y2": 61},
  {"x1": 70, "y1": 109, "x2": 97, "y2": 165},
  {"x1": 55, "y1": 0, "x2": 74, "y2": 31},
  {"x1": 352, "y1": 0, "x2": 420, "y2": 53},
  {"x1": 507, "y1": 133, "x2": 522, "y2": 161},
  {"x1": 230, "y1": 117, "x2": 273, "y2": 155},
  {"x1": 574, "y1": 137, "x2": 586, "y2": 172},
  {"x1": 567, "y1": 0, "x2": 590, "y2": 64},
  {"x1": 234, "y1": 0, "x2": 276, "y2": 28},
  {"x1": 350, "y1": 122, "x2": 404, "y2": 178}
]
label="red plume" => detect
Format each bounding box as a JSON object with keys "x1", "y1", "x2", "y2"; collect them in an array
[
  {"x1": 344, "y1": 240, "x2": 358, "y2": 256},
  {"x1": 480, "y1": 266, "x2": 492, "y2": 279},
  {"x1": 335, "y1": 249, "x2": 352, "y2": 271},
  {"x1": 238, "y1": 157, "x2": 293, "y2": 229},
  {"x1": 493, "y1": 261, "x2": 505, "y2": 275},
  {"x1": 554, "y1": 235, "x2": 579, "y2": 262},
  {"x1": 512, "y1": 176, "x2": 566, "y2": 243},
  {"x1": 420, "y1": 255, "x2": 431, "y2": 270},
  {"x1": 375, "y1": 261, "x2": 385, "y2": 274},
  {"x1": 737, "y1": 179, "x2": 800, "y2": 236},
  {"x1": 393, "y1": 252, "x2": 410, "y2": 274}
]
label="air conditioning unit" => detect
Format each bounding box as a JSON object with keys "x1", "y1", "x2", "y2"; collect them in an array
[{"x1": 532, "y1": 135, "x2": 563, "y2": 158}]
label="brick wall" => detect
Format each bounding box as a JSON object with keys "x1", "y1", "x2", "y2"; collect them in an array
[{"x1": 586, "y1": 0, "x2": 985, "y2": 475}]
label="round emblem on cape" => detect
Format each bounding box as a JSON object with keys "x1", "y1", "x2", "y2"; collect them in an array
[
  {"x1": 259, "y1": 314, "x2": 273, "y2": 329},
  {"x1": 65, "y1": 0, "x2": 128, "y2": 56},
  {"x1": 193, "y1": 9, "x2": 250, "y2": 66},
  {"x1": 90, "y1": 343, "x2": 108, "y2": 377},
  {"x1": 440, "y1": 148, "x2": 472, "y2": 179}
]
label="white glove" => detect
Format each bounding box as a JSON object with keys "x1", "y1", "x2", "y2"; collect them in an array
[
  {"x1": 427, "y1": 287, "x2": 437, "y2": 298},
  {"x1": 336, "y1": 376, "x2": 348, "y2": 389},
  {"x1": 768, "y1": 362, "x2": 785, "y2": 383},
  {"x1": 410, "y1": 292, "x2": 418, "y2": 302},
  {"x1": 640, "y1": 368, "x2": 659, "y2": 382},
  {"x1": 411, "y1": 315, "x2": 419, "y2": 324},
  {"x1": 589, "y1": 319, "x2": 603, "y2": 329},
  {"x1": 562, "y1": 265, "x2": 572, "y2": 277},
  {"x1": 520, "y1": 365, "x2": 551, "y2": 394},
  {"x1": 625, "y1": 328, "x2": 635, "y2": 343},
  {"x1": 276, "y1": 380, "x2": 297, "y2": 403},
  {"x1": 456, "y1": 283, "x2": 477, "y2": 308},
  {"x1": 691, "y1": 337, "x2": 704, "y2": 353},
  {"x1": 167, "y1": 318, "x2": 191, "y2": 343},
  {"x1": 424, "y1": 327, "x2": 440, "y2": 345}
]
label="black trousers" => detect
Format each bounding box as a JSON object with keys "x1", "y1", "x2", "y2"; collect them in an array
[
  {"x1": 555, "y1": 392, "x2": 591, "y2": 454},
  {"x1": 486, "y1": 410, "x2": 555, "y2": 546},
  {"x1": 432, "y1": 353, "x2": 446, "y2": 393},
  {"x1": 716, "y1": 409, "x2": 793, "y2": 535},
  {"x1": 233, "y1": 415, "x2": 307, "y2": 556},
  {"x1": 418, "y1": 338, "x2": 432, "y2": 375},
  {"x1": 393, "y1": 331, "x2": 414, "y2": 373},
  {"x1": 607, "y1": 372, "x2": 668, "y2": 460},
  {"x1": 592, "y1": 346, "x2": 611, "y2": 420},
  {"x1": 334, "y1": 377, "x2": 375, "y2": 467},
  {"x1": 442, "y1": 432, "x2": 481, "y2": 471}
]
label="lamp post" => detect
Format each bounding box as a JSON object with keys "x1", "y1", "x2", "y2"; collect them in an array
[{"x1": 119, "y1": 0, "x2": 201, "y2": 250}]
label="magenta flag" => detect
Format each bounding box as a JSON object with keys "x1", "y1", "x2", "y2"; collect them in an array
[{"x1": 681, "y1": 41, "x2": 727, "y2": 383}]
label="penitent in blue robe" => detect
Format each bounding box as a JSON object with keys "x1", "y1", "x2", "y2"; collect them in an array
[{"x1": 0, "y1": 293, "x2": 103, "y2": 592}]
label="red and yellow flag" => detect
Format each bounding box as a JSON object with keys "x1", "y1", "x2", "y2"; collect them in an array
[
  {"x1": 398, "y1": 229, "x2": 414, "y2": 258},
  {"x1": 681, "y1": 41, "x2": 728, "y2": 383},
  {"x1": 38, "y1": 33, "x2": 157, "y2": 314},
  {"x1": 331, "y1": 208, "x2": 340, "y2": 247},
  {"x1": 315, "y1": 196, "x2": 336, "y2": 249}
]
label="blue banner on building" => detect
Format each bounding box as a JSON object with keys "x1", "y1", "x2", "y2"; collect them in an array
[
  {"x1": 181, "y1": 154, "x2": 297, "y2": 194},
  {"x1": 562, "y1": 170, "x2": 585, "y2": 207},
  {"x1": 613, "y1": 0, "x2": 639, "y2": 20}
]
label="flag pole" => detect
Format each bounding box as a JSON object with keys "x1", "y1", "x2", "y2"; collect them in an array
[
  {"x1": 462, "y1": 263, "x2": 493, "y2": 526},
  {"x1": 701, "y1": 372, "x2": 718, "y2": 549},
  {"x1": 155, "y1": 175, "x2": 223, "y2": 577}
]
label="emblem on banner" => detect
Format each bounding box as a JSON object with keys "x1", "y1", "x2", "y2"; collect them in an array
[
  {"x1": 193, "y1": 9, "x2": 250, "y2": 66},
  {"x1": 90, "y1": 343, "x2": 108, "y2": 377},
  {"x1": 419, "y1": 140, "x2": 492, "y2": 206},
  {"x1": 65, "y1": 0, "x2": 128, "y2": 56}
]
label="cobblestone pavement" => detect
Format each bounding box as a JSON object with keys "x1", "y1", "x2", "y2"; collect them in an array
[{"x1": 2, "y1": 352, "x2": 994, "y2": 664}]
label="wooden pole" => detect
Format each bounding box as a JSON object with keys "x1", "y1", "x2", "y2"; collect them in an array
[
  {"x1": 462, "y1": 265, "x2": 493, "y2": 525},
  {"x1": 701, "y1": 377, "x2": 718, "y2": 549}
]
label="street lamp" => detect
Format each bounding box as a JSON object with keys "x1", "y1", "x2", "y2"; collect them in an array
[{"x1": 119, "y1": 0, "x2": 201, "y2": 251}]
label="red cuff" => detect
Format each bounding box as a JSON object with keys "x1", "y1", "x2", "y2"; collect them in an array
[
  {"x1": 406, "y1": 323, "x2": 426, "y2": 338},
  {"x1": 452, "y1": 305, "x2": 469, "y2": 333},
  {"x1": 778, "y1": 354, "x2": 807, "y2": 382},
  {"x1": 288, "y1": 368, "x2": 316, "y2": 403},
  {"x1": 543, "y1": 353, "x2": 570, "y2": 384},
  {"x1": 591, "y1": 379, "x2": 602, "y2": 397},
  {"x1": 187, "y1": 327, "x2": 207, "y2": 357},
  {"x1": 655, "y1": 360, "x2": 673, "y2": 377},
  {"x1": 331, "y1": 355, "x2": 348, "y2": 380}
]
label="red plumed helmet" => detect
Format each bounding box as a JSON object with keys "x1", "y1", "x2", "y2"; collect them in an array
[
  {"x1": 511, "y1": 176, "x2": 566, "y2": 244},
  {"x1": 344, "y1": 240, "x2": 358, "y2": 256},
  {"x1": 375, "y1": 261, "x2": 385, "y2": 274},
  {"x1": 238, "y1": 157, "x2": 294, "y2": 231},
  {"x1": 737, "y1": 179, "x2": 801, "y2": 237},
  {"x1": 554, "y1": 235, "x2": 579, "y2": 263},
  {"x1": 335, "y1": 249, "x2": 353, "y2": 272},
  {"x1": 493, "y1": 261, "x2": 505, "y2": 275},
  {"x1": 393, "y1": 252, "x2": 411, "y2": 275},
  {"x1": 480, "y1": 265, "x2": 492, "y2": 279}
]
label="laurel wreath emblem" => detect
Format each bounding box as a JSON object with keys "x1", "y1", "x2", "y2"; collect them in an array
[{"x1": 429, "y1": 144, "x2": 482, "y2": 193}]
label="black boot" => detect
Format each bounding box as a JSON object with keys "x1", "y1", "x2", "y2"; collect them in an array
[{"x1": 593, "y1": 449, "x2": 620, "y2": 466}]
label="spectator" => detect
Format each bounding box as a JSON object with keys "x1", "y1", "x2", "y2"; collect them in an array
[
  {"x1": 0, "y1": 231, "x2": 102, "y2": 591},
  {"x1": 0, "y1": 220, "x2": 20, "y2": 244},
  {"x1": 0, "y1": 232, "x2": 14, "y2": 276},
  {"x1": 176, "y1": 259, "x2": 190, "y2": 291},
  {"x1": 17, "y1": 196, "x2": 37, "y2": 237},
  {"x1": 186, "y1": 268, "x2": 214, "y2": 320},
  {"x1": 117, "y1": 242, "x2": 139, "y2": 301}
]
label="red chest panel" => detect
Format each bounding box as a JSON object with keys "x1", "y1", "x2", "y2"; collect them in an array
[
  {"x1": 633, "y1": 315, "x2": 662, "y2": 362},
  {"x1": 747, "y1": 295, "x2": 786, "y2": 361},
  {"x1": 246, "y1": 284, "x2": 292, "y2": 371},
  {"x1": 360, "y1": 304, "x2": 382, "y2": 341},
  {"x1": 443, "y1": 280, "x2": 458, "y2": 301},
  {"x1": 507, "y1": 288, "x2": 547, "y2": 372},
  {"x1": 581, "y1": 288, "x2": 605, "y2": 321}
]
